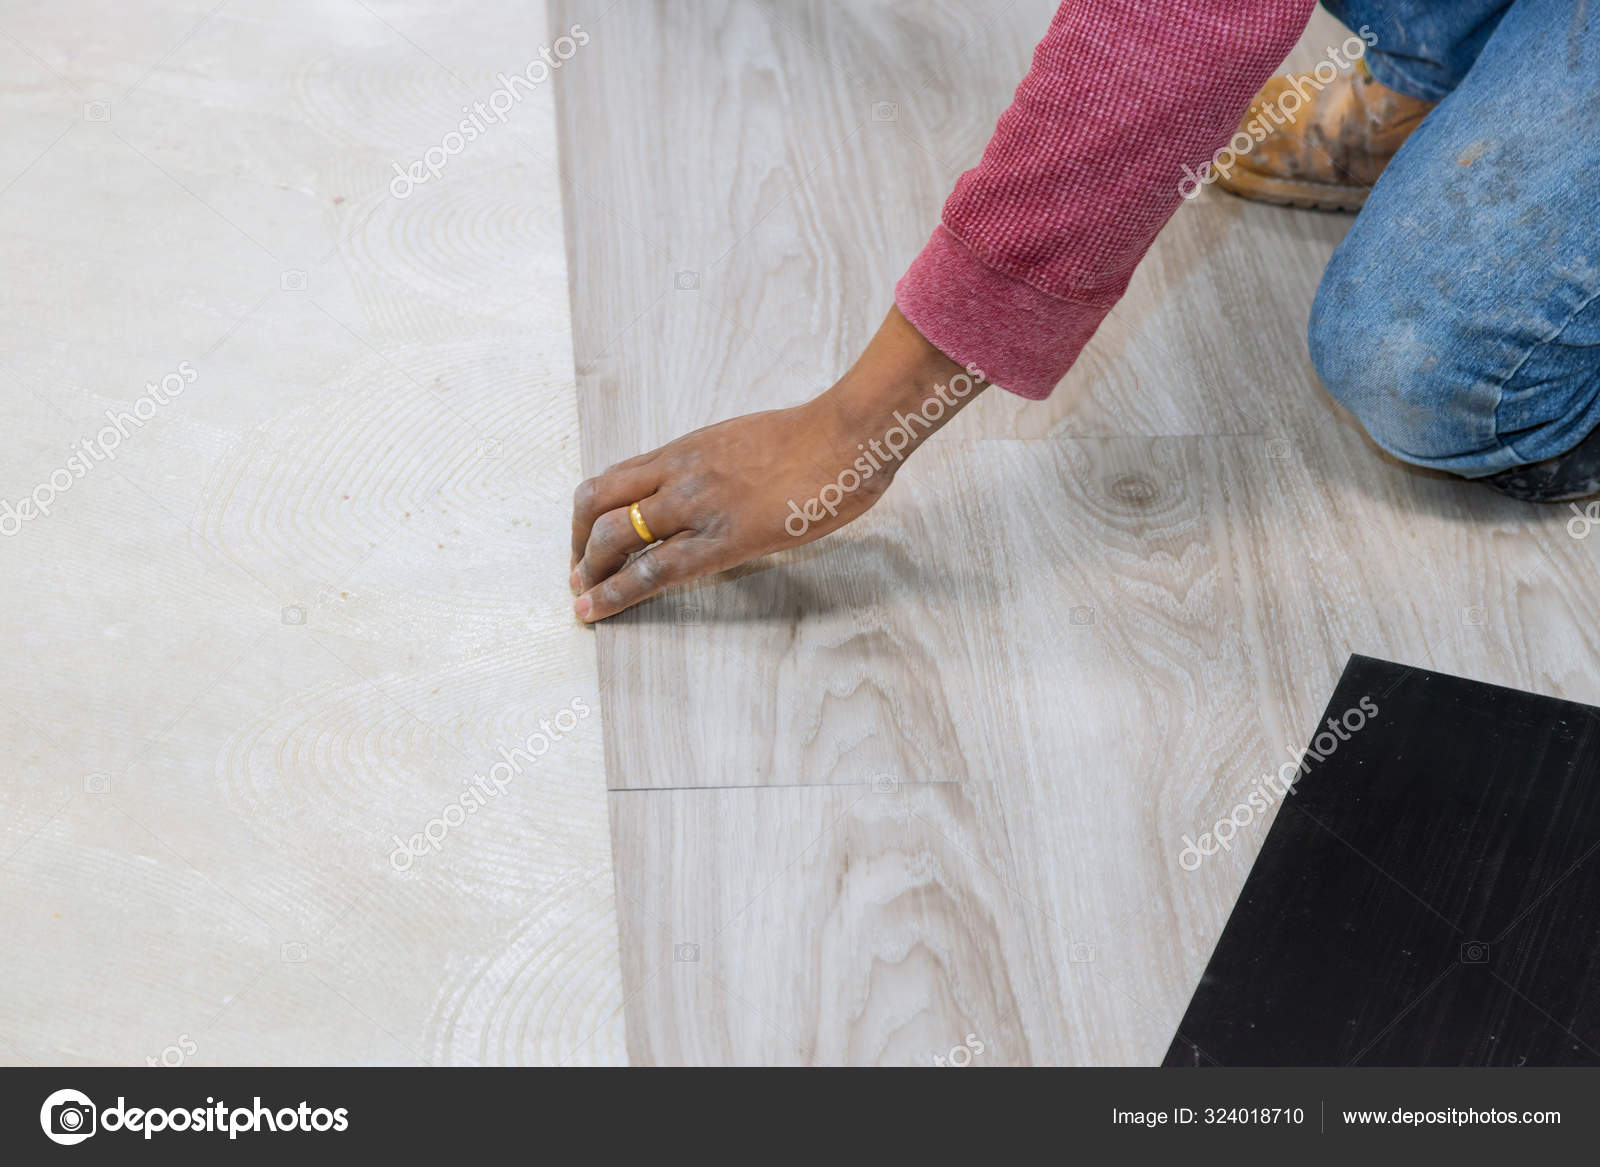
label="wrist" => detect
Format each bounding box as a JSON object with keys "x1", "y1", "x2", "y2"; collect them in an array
[{"x1": 814, "y1": 306, "x2": 986, "y2": 464}]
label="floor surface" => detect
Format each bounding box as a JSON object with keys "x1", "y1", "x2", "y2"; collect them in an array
[
  {"x1": 555, "y1": 2, "x2": 1600, "y2": 1065},
  {"x1": 8, "y1": 0, "x2": 1597, "y2": 1071}
]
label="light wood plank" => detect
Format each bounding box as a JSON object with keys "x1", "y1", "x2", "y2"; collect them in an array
[
  {"x1": 558, "y1": 1, "x2": 1600, "y2": 1063},
  {"x1": 610, "y1": 778, "x2": 1045, "y2": 1065}
]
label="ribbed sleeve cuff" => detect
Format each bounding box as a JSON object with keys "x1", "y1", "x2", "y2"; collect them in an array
[{"x1": 894, "y1": 224, "x2": 1112, "y2": 401}]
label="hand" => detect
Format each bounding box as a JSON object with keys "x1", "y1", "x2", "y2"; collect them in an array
[{"x1": 569, "y1": 307, "x2": 985, "y2": 621}]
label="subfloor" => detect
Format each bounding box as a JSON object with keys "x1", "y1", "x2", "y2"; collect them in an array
[
  {"x1": 0, "y1": 0, "x2": 623, "y2": 1065},
  {"x1": 554, "y1": 2, "x2": 1600, "y2": 1064}
]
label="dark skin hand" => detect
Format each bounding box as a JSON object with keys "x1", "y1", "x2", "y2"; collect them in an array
[{"x1": 569, "y1": 306, "x2": 988, "y2": 621}]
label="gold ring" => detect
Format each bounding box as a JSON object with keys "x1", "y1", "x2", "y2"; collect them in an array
[{"x1": 628, "y1": 501, "x2": 656, "y2": 544}]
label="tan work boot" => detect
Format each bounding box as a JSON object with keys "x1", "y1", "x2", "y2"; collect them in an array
[{"x1": 1214, "y1": 63, "x2": 1436, "y2": 211}]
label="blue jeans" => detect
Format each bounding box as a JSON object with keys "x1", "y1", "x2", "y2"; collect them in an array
[{"x1": 1309, "y1": 0, "x2": 1600, "y2": 477}]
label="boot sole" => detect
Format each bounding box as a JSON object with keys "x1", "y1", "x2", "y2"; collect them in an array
[{"x1": 1214, "y1": 170, "x2": 1371, "y2": 213}]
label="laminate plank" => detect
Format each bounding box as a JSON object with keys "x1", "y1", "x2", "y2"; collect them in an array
[
  {"x1": 609, "y1": 777, "x2": 1045, "y2": 1065},
  {"x1": 555, "y1": 0, "x2": 1076, "y2": 791},
  {"x1": 934, "y1": 435, "x2": 1271, "y2": 1063},
  {"x1": 557, "y1": 2, "x2": 1600, "y2": 1063}
]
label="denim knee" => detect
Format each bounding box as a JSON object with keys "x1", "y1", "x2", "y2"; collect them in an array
[{"x1": 1308, "y1": 260, "x2": 1505, "y2": 473}]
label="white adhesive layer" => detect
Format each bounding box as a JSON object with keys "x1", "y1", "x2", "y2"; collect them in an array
[{"x1": 0, "y1": 0, "x2": 623, "y2": 1065}]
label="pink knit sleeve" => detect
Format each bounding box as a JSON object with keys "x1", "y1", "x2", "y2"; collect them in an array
[{"x1": 895, "y1": 0, "x2": 1316, "y2": 399}]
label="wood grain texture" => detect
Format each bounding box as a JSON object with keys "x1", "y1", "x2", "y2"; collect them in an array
[
  {"x1": 557, "y1": 2, "x2": 1600, "y2": 1062},
  {"x1": 610, "y1": 777, "x2": 1045, "y2": 1065},
  {"x1": 0, "y1": 0, "x2": 624, "y2": 1065}
]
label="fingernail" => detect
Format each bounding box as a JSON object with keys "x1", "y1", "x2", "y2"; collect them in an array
[
  {"x1": 569, "y1": 570, "x2": 582, "y2": 595},
  {"x1": 574, "y1": 595, "x2": 592, "y2": 621}
]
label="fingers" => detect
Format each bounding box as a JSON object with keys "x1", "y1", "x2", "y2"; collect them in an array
[
  {"x1": 575, "y1": 535, "x2": 698, "y2": 622},
  {"x1": 573, "y1": 493, "x2": 675, "y2": 594},
  {"x1": 570, "y1": 456, "x2": 659, "y2": 568}
]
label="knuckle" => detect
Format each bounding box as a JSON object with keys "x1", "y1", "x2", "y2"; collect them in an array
[
  {"x1": 633, "y1": 558, "x2": 662, "y2": 589},
  {"x1": 666, "y1": 448, "x2": 702, "y2": 475},
  {"x1": 573, "y1": 476, "x2": 602, "y2": 512},
  {"x1": 603, "y1": 452, "x2": 648, "y2": 477},
  {"x1": 633, "y1": 551, "x2": 670, "y2": 589},
  {"x1": 594, "y1": 512, "x2": 632, "y2": 554}
]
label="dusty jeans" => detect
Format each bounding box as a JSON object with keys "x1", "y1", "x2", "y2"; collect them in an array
[{"x1": 1309, "y1": 0, "x2": 1600, "y2": 476}]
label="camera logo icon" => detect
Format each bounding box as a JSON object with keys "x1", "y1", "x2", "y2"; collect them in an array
[
  {"x1": 674, "y1": 270, "x2": 700, "y2": 291},
  {"x1": 1068, "y1": 605, "x2": 1096, "y2": 627},
  {"x1": 1460, "y1": 941, "x2": 1490, "y2": 964},
  {"x1": 871, "y1": 101, "x2": 898, "y2": 122},
  {"x1": 281, "y1": 605, "x2": 306, "y2": 626},
  {"x1": 40, "y1": 1088, "x2": 96, "y2": 1145},
  {"x1": 673, "y1": 942, "x2": 699, "y2": 963},
  {"x1": 83, "y1": 102, "x2": 111, "y2": 122},
  {"x1": 280, "y1": 270, "x2": 308, "y2": 292}
]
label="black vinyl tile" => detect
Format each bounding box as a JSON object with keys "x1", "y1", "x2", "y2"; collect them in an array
[{"x1": 1165, "y1": 654, "x2": 1600, "y2": 1066}]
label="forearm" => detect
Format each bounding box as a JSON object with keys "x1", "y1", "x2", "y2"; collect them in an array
[{"x1": 898, "y1": 0, "x2": 1316, "y2": 399}]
